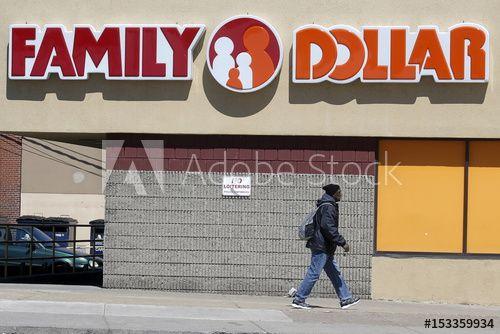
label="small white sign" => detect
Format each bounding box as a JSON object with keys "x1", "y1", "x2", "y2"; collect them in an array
[{"x1": 223, "y1": 176, "x2": 251, "y2": 197}]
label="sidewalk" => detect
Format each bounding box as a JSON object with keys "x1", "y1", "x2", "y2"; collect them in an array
[{"x1": 0, "y1": 284, "x2": 498, "y2": 334}]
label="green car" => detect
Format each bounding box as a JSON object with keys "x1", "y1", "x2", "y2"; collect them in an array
[{"x1": 0, "y1": 225, "x2": 102, "y2": 276}]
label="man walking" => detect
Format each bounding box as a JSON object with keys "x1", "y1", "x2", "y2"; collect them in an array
[{"x1": 292, "y1": 184, "x2": 360, "y2": 310}]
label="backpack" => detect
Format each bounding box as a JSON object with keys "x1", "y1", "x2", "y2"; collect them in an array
[{"x1": 298, "y1": 203, "x2": 333, "y2": 240}]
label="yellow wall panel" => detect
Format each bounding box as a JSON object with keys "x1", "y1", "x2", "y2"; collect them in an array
[
  {"x1": 467, "y1": 141, "x2": 500, "y2": 254},
  {"x1": 377, "y1": 140, "x2": 465, "y2": 253}
]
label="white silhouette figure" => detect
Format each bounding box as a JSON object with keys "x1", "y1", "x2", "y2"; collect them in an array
[
  {"x1": 212, "y1": 37, "x2": 235, "y2": 86},
  {"x1": 236, "y1": 52, "x2": 253, "y2": 89}
]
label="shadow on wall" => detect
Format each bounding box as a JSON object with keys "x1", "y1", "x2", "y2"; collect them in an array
[
  {"x1": 5, "y1": 42, "x2": 487, "y2": 106},
  {"x1": 202, "y1": 63, "x2": 280, "y2": 118},
  {"x1": 4, "y1": 36, "x2": 206, "y2": 102},
  {"x1": 287, "y1": 50, "x2": 488, "y2": 105},
  {"x1": 289, "y1": 77, "x2": 488, "y2": 105},
  {"x1": 6, "y1": 75, "x2": 193, "y2": 102},
  {"x1": 22, "y1": 137, "x2": 104, "y2": 177}
]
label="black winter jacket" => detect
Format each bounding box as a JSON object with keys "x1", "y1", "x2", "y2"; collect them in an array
[{"x1": 306, "y1": 193, "x2": 346, "y2": 254}]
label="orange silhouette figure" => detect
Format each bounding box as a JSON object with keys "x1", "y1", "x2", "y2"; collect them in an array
[
  {"x1": 243, "y1": 26, "x2": 274, "y2": 87},
  {"x1": 226, "y1": 68, "x2": 243, "y2": 89}
]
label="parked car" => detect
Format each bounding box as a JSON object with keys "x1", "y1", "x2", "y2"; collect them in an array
[{"x1": 0, "y1": 225, "x2": 102, "y2": 276}]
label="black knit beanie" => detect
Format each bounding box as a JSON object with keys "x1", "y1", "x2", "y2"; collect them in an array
[{"x1": 322, "y1": 183, "x2": 340, "y2": 196}]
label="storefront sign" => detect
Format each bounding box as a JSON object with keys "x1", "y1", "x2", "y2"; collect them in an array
[
  {"x1": 222, "y1": 175, "x2": 251, "y2": 196},
  {"x1": 206, "y1": 15, "x2": 283, "y2": 93},
  {"x1": 8, "y1": 24, "x2": 205, "y2": 80},
  {"x1": 293, "y1": 23, "x2": 489, "y2": 83},
  {"x1": 8, "y1": 20, "x2": 489, "y2": 85}
]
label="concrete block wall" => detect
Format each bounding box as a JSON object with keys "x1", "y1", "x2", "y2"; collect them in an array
[{"x1": 104, "y1": 171, "x2": 375, "y2": 299}]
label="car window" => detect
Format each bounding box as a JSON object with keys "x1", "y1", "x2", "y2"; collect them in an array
[
  {"x1": 32, "y1": 227, "x2": 54, "y2": 243},
  {"x1": 13, "y1": 228, "x2": 31, "y2": 242}
]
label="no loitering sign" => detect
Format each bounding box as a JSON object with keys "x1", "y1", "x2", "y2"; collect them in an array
[{"x1": 222, "y1": 175, "x2": 251, "y2": 197}]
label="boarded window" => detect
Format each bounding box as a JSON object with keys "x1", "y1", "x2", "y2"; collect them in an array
[
  {"x1": 467, "y1": 141, "x2": 500, "y2": 254},
  {"x1": 377, "y1": 140, "x2": 465, "y2": 253}
]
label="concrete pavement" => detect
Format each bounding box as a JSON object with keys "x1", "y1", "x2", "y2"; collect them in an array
[{"x1": 0, "y1": 284, "x2": 498, "y2": 333}]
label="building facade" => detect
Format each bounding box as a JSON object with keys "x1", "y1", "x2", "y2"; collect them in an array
[{"x1": 1, "y1": 0, "x2": 499, "y2": 305}]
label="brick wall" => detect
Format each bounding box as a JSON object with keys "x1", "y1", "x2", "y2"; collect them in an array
[
  {"x1": 0, "y1": 134, "x2": 22, "y2": 224},
  {"x1": 107, "y1": 135, "x2": 376, "y2": 175}
]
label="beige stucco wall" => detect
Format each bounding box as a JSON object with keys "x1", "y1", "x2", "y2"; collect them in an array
[
  {"x1": 21, "y1": 138, "x2": 103, "y2": 195},
  {"x1": 20, "y1": 137, "x2": 104, "y2": 241},
  {"x1": 20, "y1": 193, "x2": 105, "y2": 241},
  {"x1": 0, "y1": 0, "x2": 498, "y2": 138},
  {"x1": 372, "y1": 256, "x2": 500, "y2": 305}
]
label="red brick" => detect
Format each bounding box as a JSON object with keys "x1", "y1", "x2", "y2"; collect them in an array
[
  {"x1": 303, "y1": 150, "x2": 317, "y2": 162},
  {"x1": 144, "y1": 146, "x2": 164, "y2": 159},
  {"x1": 333, "y1": 162, "x2": 345, "y2": 174},
  {"x1": 342, "y1": 150, "x2": 356, "y2": 162},
  {"x1": 225, "y1": 160, "x2": 235, "y2": 172},
  {"x1": 124, "y1": 147, "x2": 137, "y2": 157},
  {"x1": 213, "y1": 148, "x2": 225, "y2": 160},
  {"x1": 275, "y1": 161, "x2": 295, "y2": 174},
  {"x1": 168, "y1": 159, "x2": 183, "y2": 171},
  {"x1": 135, "y1": 147, "x2": 147, "y2": 158},
  {"x1": 314, "y1": 162, "x2": 325, "y2": 174},
  {"x1": 164, "y1": 148, "x2": 176, "y2": 158},
  {"x1": 188, "y1": 158, "x2": 204, "y2": 172},
  {"x1": 187, "y1": 148, "x2": 201, "y2": 159},
  {"x1": 244, "y1": 160, "x2": 256, "y2": 173},
  {"x1": 355, "y1": 151, "x2": 369, "y2": 162},
  {"x1": 309, "y1": 161, "x2": 323, "y2": 174},
  {"x1": 200, "y1": 148, "x2": 214, "y2": 160},
  {"x1": 256, "y1": 161, "x2": 273, "y2": 174},
  {"x1": 264, "y1": 149, "x2": 278, "y2": 160},
  {"x1": 150, "y1": 159, "x2": 164, "y2": 171},
  {"x1": 132, "y1": 158, "x2": 153, "y2": 171},
  {"x1": 196, "y1": 160, "x2": 208, "y2": 172},
  {"x1": 209, "y1": 161, "x2": 225, "y2": 173},
  {"x1": 369, "y1": 151, "x2": 376, "y2": 162},
  {"x1": 323, "y1": 161, "x2": 335, "y2": 174},
  {"x1": 226, "y1": 148, "x2": 239, "y2": 160},
  {"x1": 0, "y1": 134, "x2": 21, "y2": 224},
  {"x1": 115, "y1": 158, "x2": 132, "y2": 170},
  {"x1": 332, "y1": 150, "x2": 343, "y2": 162},
  {"x1": 255, "y1": 149, "x2": 266, "y2": 160},
  {"x1": 297, "y1": 161, "x2": 311, "y2": 174},
  {"x1": 175, "y1": 148, "x2": 188, "y2": 159},
  {"x1": 269, "y1": 160, "x2": 283, "y2": 174},
  {"x1": 290, "y1": 150, "x2": 304, "y2": 161},
  {"x1": 231, "y1": 161, "x2": 252, "y2": 173},
  {"x1": 316, "y1": 150, "x2": 331, "y2": 162},
  {"x1": 277, "y1": 149, "x2": 291, "y2": 161},
  {"x1": 344, "y1": 162, "x2": 362, "y2": 175},
  {"x1": 180, "y1": 159, "x2": 190, "y2": 171},
  {"x1": 103, "y1": 136, "x2": 378, "y2": 179},
  {"x1": 361, "y1": 162, "x2": 376, "y2": 176},
  {"x1": 239, "y1": 149, "x2": 252, "y2": 160}
]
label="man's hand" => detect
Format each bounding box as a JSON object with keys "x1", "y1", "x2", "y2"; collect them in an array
[{"x1": 342, "y1": 243, "x2": 350, "y2": 252}]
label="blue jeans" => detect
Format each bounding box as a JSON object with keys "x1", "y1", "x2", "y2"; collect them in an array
[{"x1": 294, "y1": 250, "x2": 352, "y2": 303}]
